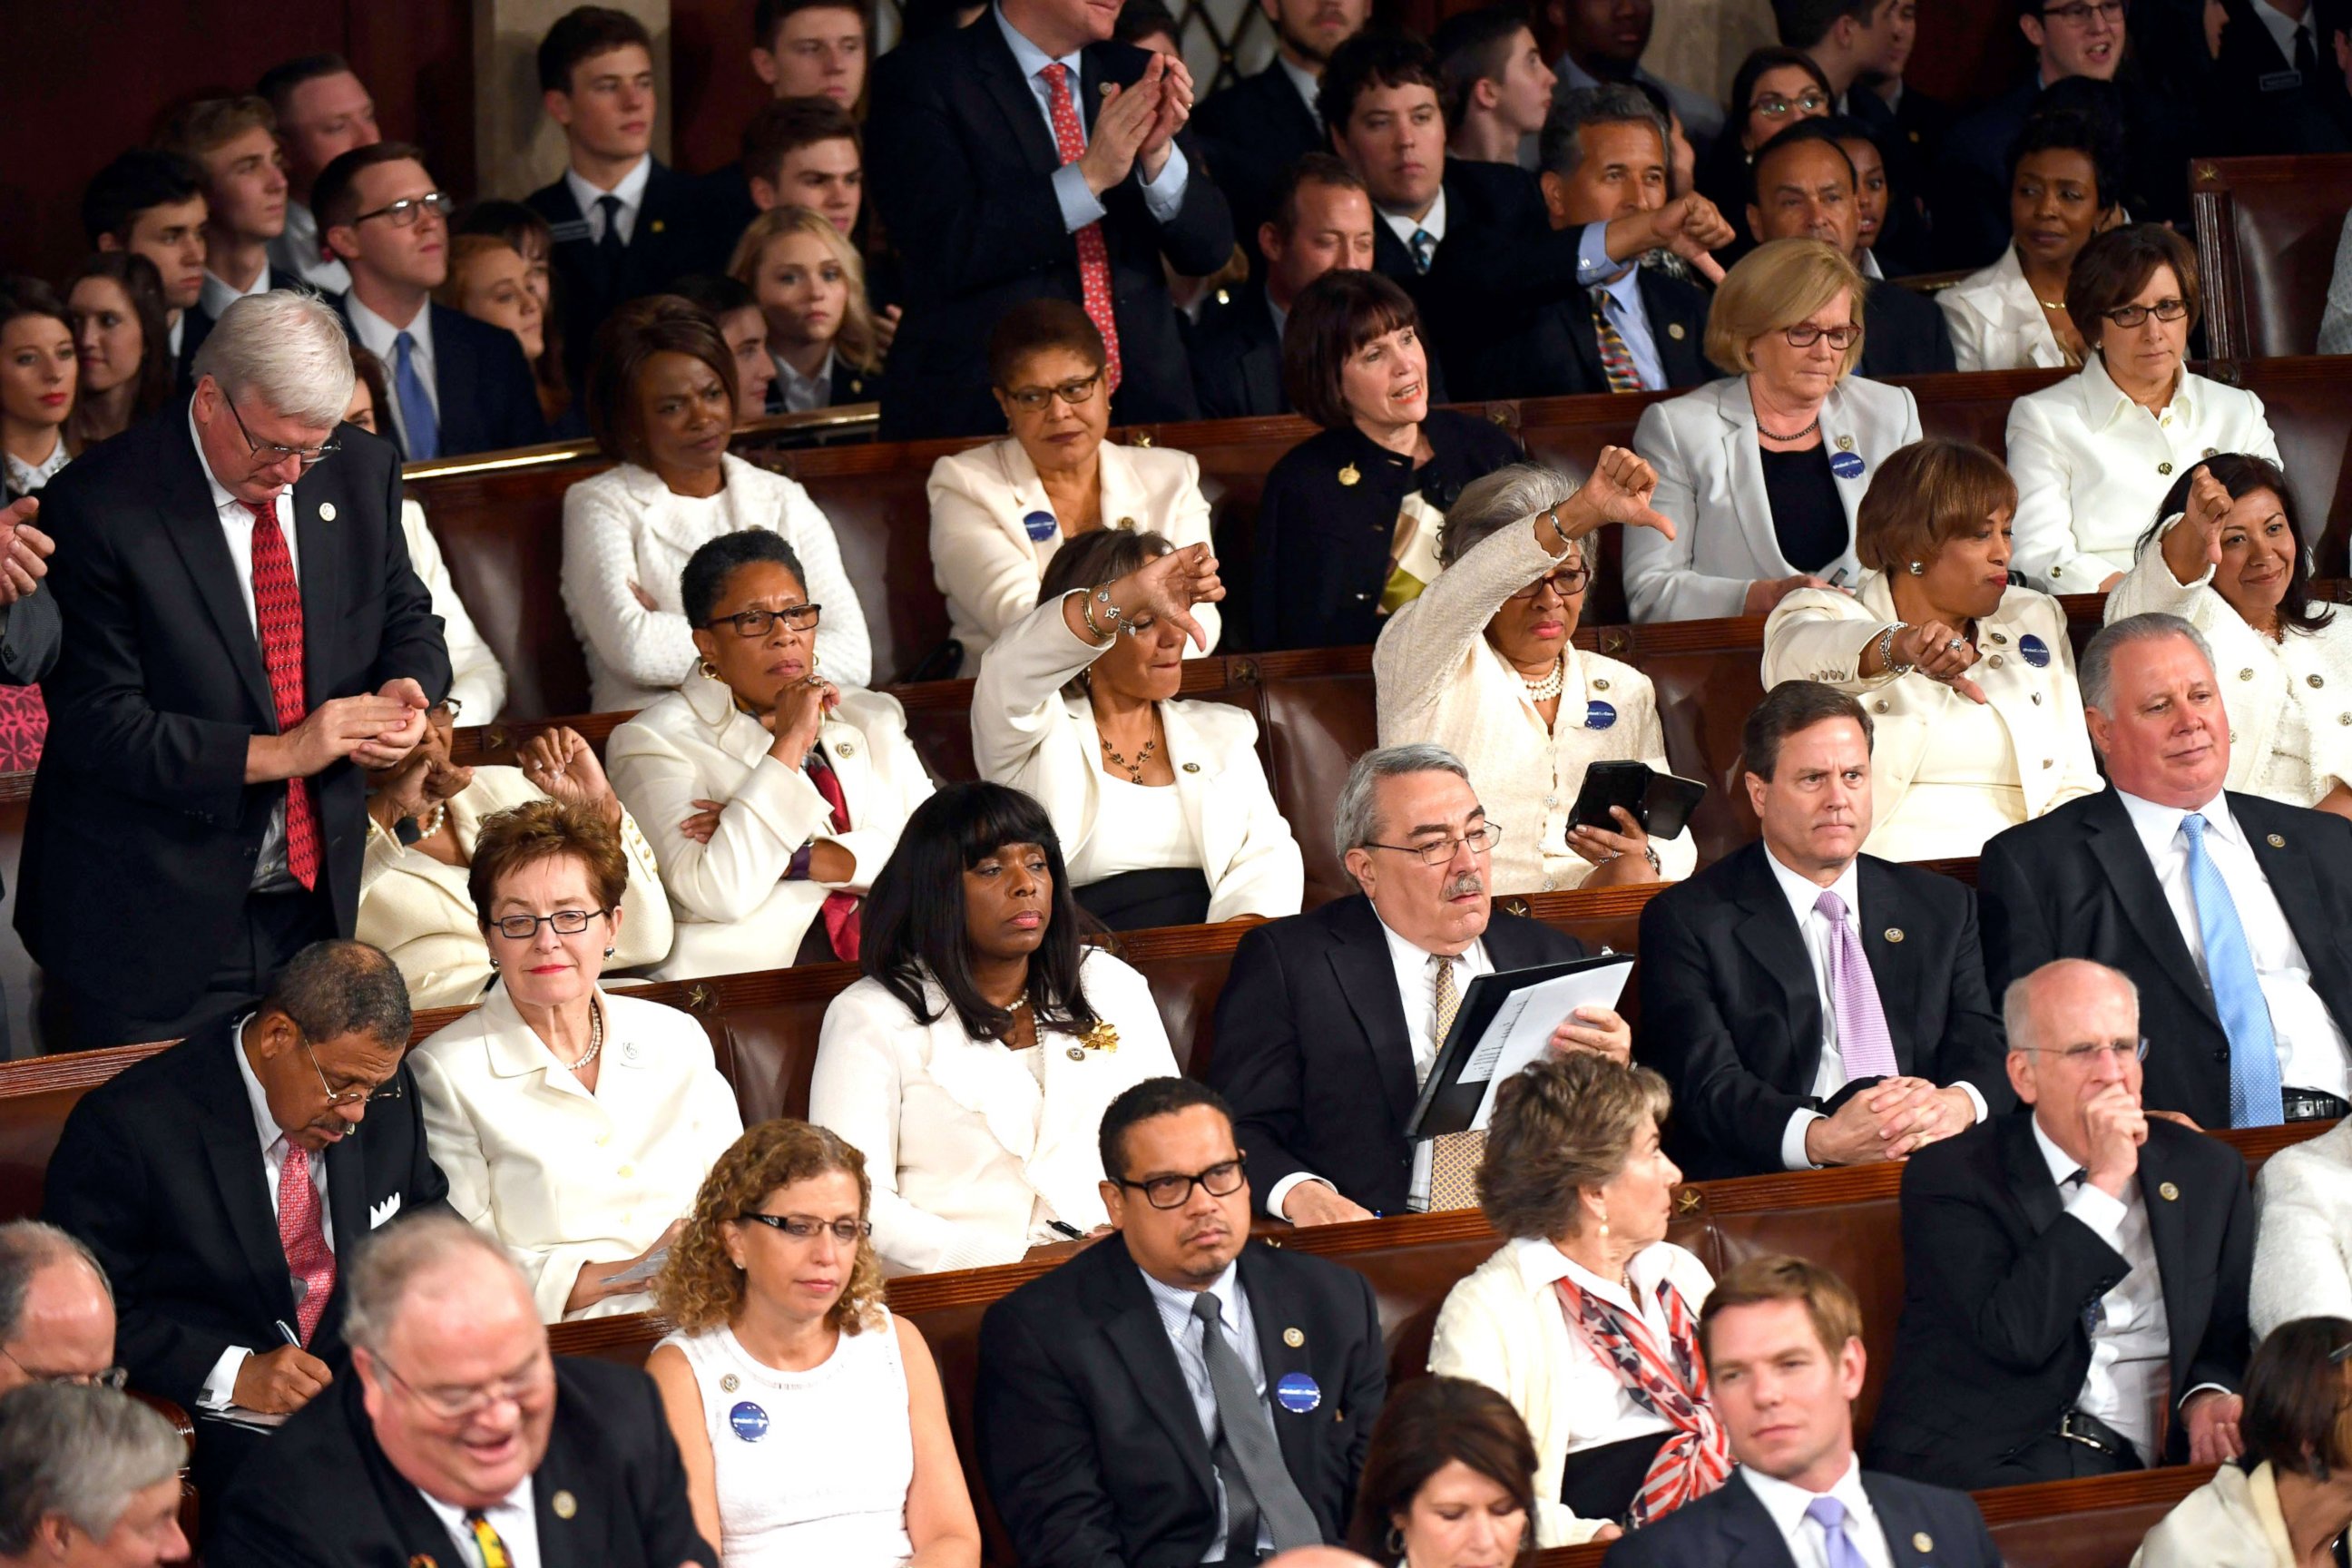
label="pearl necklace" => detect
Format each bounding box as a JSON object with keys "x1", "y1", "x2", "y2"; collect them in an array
[
  {"x1": 416, "y1": 801, "x2": 447, "y2": 841},
  {"x1": 561, "y1": 999, "x2": 604, "y2": 1073},
  {"x1": 1524, "y1": 656, "x2": 1566, "y2": 701}
]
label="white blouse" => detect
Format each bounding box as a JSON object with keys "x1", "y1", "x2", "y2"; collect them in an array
[
  {"x1": 1937, "y1": 246, "x2": 2075, "y2": 374},
  {"x1": 1075, "y1": 776, "x2": 1196, "y2": 882}
]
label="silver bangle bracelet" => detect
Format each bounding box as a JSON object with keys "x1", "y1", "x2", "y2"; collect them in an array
[{"x1": 1876, "y1": 621, "x2": 1915, "y2": 677}]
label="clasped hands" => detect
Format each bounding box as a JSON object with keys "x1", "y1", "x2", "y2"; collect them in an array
[
  {"x1": 0, "y1": 497, "x2": 54, "y2": 607},
  {"x1": 1078, "y1": 52, "x2": 1195, "y2": 196},
  {"x1": 1801, "y1": 1077, "x2": 1977, "y2": 1166}
]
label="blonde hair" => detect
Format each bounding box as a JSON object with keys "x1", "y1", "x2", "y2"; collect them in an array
[
  {"x1": 433, "y1": 234, "x2": 525, "y2": 315},
  {"x1": 728, "y1": 205, "x2": 881, "y2": 375},
  {"x1": 655, "y1": 1120, "x2": 887, "y2": 1336},
  {"x1": 1703, "y1": 237, "x2": 1866, "y2": 378}
]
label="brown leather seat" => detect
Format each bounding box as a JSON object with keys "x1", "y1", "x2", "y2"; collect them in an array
[
  {"x1": 2192, "y1": 156, "x2": 2352, "y2": 360},
  {"x1": 408, "y1": 461, "x2": 604, "y2": 720},
  {"x1": 1250, "y1": 652, "x2": 1377, "y2": 908},
  {"x1": 2214, "y1": 358, "x2": 2352, "y2": 574}
]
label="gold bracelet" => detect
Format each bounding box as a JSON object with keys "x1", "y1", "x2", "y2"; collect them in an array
[{"x1": 1078, "y1": 590, "x2": 1117, "y2": 642}]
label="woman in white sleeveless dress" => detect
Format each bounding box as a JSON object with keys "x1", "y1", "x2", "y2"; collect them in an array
[{"x1": 649, "y1": 1121, "x2": 980, "y2": 1567}]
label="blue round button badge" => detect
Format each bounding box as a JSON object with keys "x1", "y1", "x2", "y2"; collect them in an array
[
  {"x1": 1828, "y1": 451, "x2": 1867, "y2": 480},
  {"x1": 730, "y1": 1400, "x2": 770, "y2": 1442},
  {"x1": 1023, "y1": 510, "x2": 1058, "y2": 543},
  {"x1": 2018, "y1": 632, "x2": 2052, "y2": 668},
  {"x1": 1275, "y1": 1372, "x2": 1322, "y2": 1414},
  {"x1": 1584, "y1": 700, "x2": 1618, "y2": 730}
]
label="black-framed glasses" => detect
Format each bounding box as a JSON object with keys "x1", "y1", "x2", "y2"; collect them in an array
[
  {"x1": 2021, "y1": 1037, "x2": 2150, "y2": 1065},
  {"x1": 298, "y1": 1034, "x2": 401, "y2": 1108},
  {"x1": 1750, "y1": 91, "x2": 1829, "y2": 120},
  {"x1": 488, "y1": 908, "x2": 611, "y2": 941},
  {"x1": 0, "y1": 1347, "x2": 127, "y2": 1390},
  {"x1": 702, "y1": 603, "x2": 822, "y2": 638},
  {"x1": 372, "y1": 1348, "x2": 552, "y2": 1421},
  {"x1": 227, "y1": 397, "x2": 340, "y2": 469},
  {"x1": 1505, "y1": 565, "x2": 1592, "y2": 603},
  {"x1": 738, "y1": 1212, "x2": 873, "y2": 1244},
  {"x1": 1362, "y1": 823, "x2": 1505, "y2": 865},
  {"x1": 2100, "y1": 299, "x2": 2190, "y2": 329},
  {"x1": 1116, "y1": 1156, "x2": 1248, "y2": 1210},
  {"x1": 1003, "y1": 373, "x2": 1104, "y2": 413},
  {"x1": 1784, "y1": 323, "x2": 1863, "y2": 349},
  {"x1": 354, "y1": 191, "x2": 456, "y2": 229},
  {"x1": 2041, "y1": 0, "x2": 2123, "y2": 23}
]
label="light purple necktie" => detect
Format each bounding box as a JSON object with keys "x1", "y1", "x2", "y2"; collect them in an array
[
  {"x1": 1806, "y1": 1495, "x2": 1871, "y2": 1568},
  {"x1": 1817, "y1": 889, "x2": 1899, "y2": 1081}
]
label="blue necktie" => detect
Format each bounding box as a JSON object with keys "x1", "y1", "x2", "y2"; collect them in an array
[
  {"x1": 1805, "y1": 1495, "x2": 1870, "y2": 1568},
  {"x1": 392, "y1": 330, "x2": 440, "y2": 462},
  {"x1": 2180, "y1": 813, "x2": 2284, "y2": 1127},
  {"x1": 1409, "y1": 227, "x2": 1436, "y2": 274}
]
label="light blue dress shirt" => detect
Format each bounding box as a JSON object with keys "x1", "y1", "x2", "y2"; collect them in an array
[
  {"x1": 993, "y1": 5, "x2": 1191, "y2": 236},
  {"x1": 1573, "y1": 225, "x2": 1669, "y2": 390},
  {"x1": 1141, "y1": 1259, "x2": 1276, "y2": 1563}
]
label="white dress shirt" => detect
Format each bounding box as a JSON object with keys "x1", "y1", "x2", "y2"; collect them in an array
[
  {"x1": 344, "y1": 292, "x2": 439, "y2": 453},
  {"x1": 421, "y1": 1477, "x2": 542, "y2": 1568},
  {"x1": 1741, "y1": 1455, "x2": 1896, "y2": 1568},
  {"x1": 771, "y1": 348, "x2": 837, "y2": 414},
  {"x1": 1277, "y1": 54, "x2": 1321, "y2": 122},
  {"x1": 2033, "y1": 1117, "x2": 2171, "y2": 1459},
  {"x1": 199, "y1": 262, "x2": 273, "y2": 324},
  {"x1": 2115, "y1": 789, "x2": 2352, "y2": 1100},
  {"x1": 3, "y1": 438, "x2": 69, "y2": 497},
  {"x1": 566, "y1": 154, "x2": 652, "y2": 246},
  {"x1": 2249, "y1": 0, "x2": 2315, "y2": 67},
  {"x1": 1377, "y1": 187, "x2": 1448, "y2": 262},
  {"x1": 1142, "y1": 1259, "x2": 1274, "y2": 1563},
  {"x1": 993, "y1": 7, "x2": 1191, "y2": 234}
]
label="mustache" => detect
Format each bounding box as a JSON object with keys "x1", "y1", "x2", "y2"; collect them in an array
[{"x1": 1442, "y1": 870, "x2": 1484, "y2": 898}]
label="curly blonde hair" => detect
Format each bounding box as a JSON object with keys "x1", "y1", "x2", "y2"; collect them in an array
[{"x1": 655, "y1": 1120, "x2": 886, "y2": 1335}]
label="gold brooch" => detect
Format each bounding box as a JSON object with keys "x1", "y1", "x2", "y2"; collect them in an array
[
  {"x1": 1081, "y1": 1020, "x2": 1122, "y2": 1054},
  {"x1": 1338, "y1": 463, "x2": 1360, "y2": 486}
]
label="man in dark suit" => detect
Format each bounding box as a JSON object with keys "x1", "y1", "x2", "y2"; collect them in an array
[
  {"x1": 1867, "y1": 957, "x2": 2254, "y2": 1487},
  {"x1": 43, "y1": 941, "x2": 448, "y2": 1509},
  {"x1": 1195, "y1": 0, "x2": 1369, "y2": 262},
  {"x1": 2202, "y1": 0, "x2": 2352, "y2": 152},
  {"x1": 1981, "y1": 613, "x2": 2352, "y2": 1131},
  {"x1": 1605, "y1": 1254, "x2": 2001, "y2": 1568},
  {"x1": 18, "y1": 290, "x2": 447, "y2": 1048},
  {"x1": 1205, "y1": 745, "x2": 1630, "y2": 1225},
  {"x1": 211, "y1": 1214, "x2": 713, "y2": 1567},
  {"x1": 1641, "y1": 683, "x2": 2008, "y2": 1181},
  {"x1": 865, "y1": 0, "x2": 1232, "y2": 439},
  {"x1": 976, "y1": 1077, "x2": 1386, "y2": 1567},
  {"x1": 316, "y1": 143, "x2": 549, "y2": 461},
  {"x1": 1190, "y1": 153, "x2": 1375, "y2": 420}
]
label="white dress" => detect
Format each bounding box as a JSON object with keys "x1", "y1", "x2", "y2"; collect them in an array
[{"x1": 658, "y1": 1317, "x2": 916, "y2": 1567}]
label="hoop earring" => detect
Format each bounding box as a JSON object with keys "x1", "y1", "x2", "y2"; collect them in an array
[
  {"x1": 1387, "y1": 1525, "x2": 1406, "y2": 1555},
  {"x1": 1906, "y1": 561, "x2": 1926, "y2": 576},
  {"x1": 697, "y1": 657, "x2": 721, "y2": 681}
]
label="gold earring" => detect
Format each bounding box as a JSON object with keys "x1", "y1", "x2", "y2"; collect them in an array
[{"x1": 698, "y1": 657, "x2": 721, "y2": 681}]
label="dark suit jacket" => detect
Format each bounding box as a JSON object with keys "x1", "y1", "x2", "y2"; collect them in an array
[
  {"x1": 866, "y1": 11, "x2": 1233, "y2": 440},
  {"x1": 1194, "y1": 61, "x2": 1324, "y2": 266},
  {"x1": 1475, "y1": 260, "x2": 1714, "y2": 400},
  {"x1": 1847, "y1": 85, "x2": 1954, "y2": 277},
  {"x1": 2204, "y1": 0, "x2": 2352, "y2": 154},
  {"x1": 1204, "y1": 893, "x2": 1588, "y2": 1215},
  {"x1": 1602, "y1": 1466, "x2": 2000, "y2": 1568},
  {"x1": 1638, "y1": 844, "x2": 2010, "y2": 1180},
  {"x1": 17, "y1": 403, "x2": 450, "y2": 1022},
  {"x1": 175, "y1": 306, "x2": 214, "y2": 393},
  {"x1": 209, "y1": 1357, "x2": 715, "y2": 1568},
  {"x1": 525, "y1": 161, "x2": 738, "y2": 389},
  {"x1": 329, "y1": 296, "x2": 550, "y2": 459},
  {"x1": 1978, "y1": 789, "x2": 2352, "y2": 1129},
  {"x1": 41, "y1": 1020, "x2": 448, "y2": 1411},
  {"x1": 976, "y1": 1231, "x2": 1386, "y2": 1568},
  {"x1": 1189, "y1": 282, "x2": 1287, "y2": 421},
  {"x1": 1858, "y1": 276, "x2": 1955, "y2": 379}
]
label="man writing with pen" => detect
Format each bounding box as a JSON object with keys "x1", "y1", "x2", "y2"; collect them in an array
[{"x1": 42, "y1": 938, "x2": 449, "y2": 1524}]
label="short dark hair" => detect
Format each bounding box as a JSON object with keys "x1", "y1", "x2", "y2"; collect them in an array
[
  {"x1": 1541, "y1": 83, "x2": 1669, "y2": 181},
  {"x1": 1750, "y1": 117, "x2": 1857, "y2": 207},
  {"x1": 665, "y1": 271, "x2": 760, "y2": 326},
  {"x1": 986, "y1": 299, "x2": 1105, "y2": 389},
  {"x1": 1098, "y1": 1078, "x2": 1233, "y2": 1181},
  {"x1": 2240, "y1": 1316, "x2": 2352, "y2": 1477},
  {"x1": 1039, "y1": 529, "x2": 1175, "y2": 697},
  {"x1": 1743, "y1": 681, "x2": 1874, "y2": 780},
  {"x1": 756, "y1": 0, "x2": 868, "y2": 52},
  {"x1": 81, "y1": 150, "x2": 206, "y2": 246},
  {"x1": 1282, "y1": 268, "x2": 1423, "y2": 430},
  {"x1": 740, "y1": 95, "x2": 862, "y2": 188},
  {"x1": 2005, "y1": 103, "x2": 2125, "y2": 214},
  {"x1": 1773, "y1": 0, "x2": 1881, "y2": 49},
  {"x1": 1318, "y1": 31, "x2": 1445, "y2": 136},
  {"x1": 539, "y1": 5, "x2": 654, "y2": 95},
  {"x1": 261, "y1": 939, "x2": 413, "y2": 1050},
  {"x1": 255, "y1": 53, "x2": 356, "y2": 115},
  {"x1": 1729, "y1": 46, "x2": 1834, "y2": 141},
  {"x1": 680, "y1": 527, "x2": 811, "y2": 625},
  {"x1": 1432, "y1": 5, "x2": 1533, "y2": 127},
  {"x1": 2067, "y1": 222, "x2": 2200, "y2": 342},
  {"x1": 586, "y1": 294, "x2": 739, "y2": 465},
  {"x1": 0, "y1": 279, "x2": 71, "y2": 343},
  {"x1": 1113, "y1": 0, "x2": 1181, "y2": 47},
  {"x1": 310, "y1": 140, "x2": 429, "y2": 233},
  {"x1": 2142, "y1": 453, "x2": 2334, "y2": 637},
  {"x1": 1347, "y1": 1377, "x2": 1539, "y2": 1556},
  {"x1": 1269, "y1": 152, "x2": 1367, "y2": 238},
  {"x1": 1697, "y1": 1253, "x2": 1865, "y2": 1366}
]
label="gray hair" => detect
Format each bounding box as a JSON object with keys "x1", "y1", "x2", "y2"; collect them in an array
[
  {"x1": 0, "y1": 1385, "x2": 182, "y2": 1553},
  {"x1": 264, "y1": 940, "x2": 412, "y2": 1052},
  {"x1": 2003, "y1": 959, "x2": 2140, "y2": 1054},
  {"x1": 1539, "y1": 85, "x2": 1671, "y2": 183},
  {"x1": 191, "y1": 289, "x2": 356, "y2": 427},
  {"x1": 341, "y1": 1214, "x2": 527, "y2": 1355},
  {"x1": 1438, "y1": 462, "x2": 1596, "y2": 573},
  {"x1": 2079, "y1": 612, "x2": 2216, "y2": 715},
  {"x1": 1333, "y1": 743, "x2": 1473, "y2": 864},
  {"x1": 0, "y1": 1222, "x2": 110, "y2": 1342}
]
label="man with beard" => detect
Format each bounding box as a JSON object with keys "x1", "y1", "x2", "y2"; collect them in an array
[
  {"x1": 1196, "y1": 0, "x2": 1372, "y2": 262},
  {"x1": 1203, "y1": 745, "x2": 1632, "y2": 1226}
]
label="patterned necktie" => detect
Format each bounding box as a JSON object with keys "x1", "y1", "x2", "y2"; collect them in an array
[
  {"x1": 1590, "y1": 286, "x2": 1646, "y2": 393},
  {"x1": 2180, "y1": 814, "x2": 2285, "y2": 1126},
  {"x1": 1039, "y1": 64, "x2": 1123, "y2": 395},
  {"x1": 392, "y1": 331, "x2": 440, "y2": 462},
  {"x1": 803, "y1": 747, "x2": 861, "y2": 962},
  {"x1": 465, "y1": 1511, "x2": 514, "y2": 1568},
  {"x1": 1805, "y1": 1495, "x2": 1871, "y2": 1568},
  {"x1": 1426, "y1": 955, "x2": 1485, "y2": 1211},
  {"x1": 1815, "y1": 890, "x2": 1899, "y2": 1082},
  {"x1": 245, "y1": 499, "x2": 319, "y2": 889},
  {"x1": 1408, "y1": 227, "x2": 1436, "y2": 274},
  {"x1": 277, "y1": 1142, "x2": 336, "y2": 1344},
  {"x1": 1189, "y1": 1292, "x2": 1322, "y2": 1553}
]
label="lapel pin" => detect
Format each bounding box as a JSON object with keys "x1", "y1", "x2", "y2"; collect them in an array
[
  {"x1": 1338, "y1": 463, "x2": 1360, "y2": 486},
  {"x1": 1284, "y1": 1326, "x2": 1306, "y2": 1348},
  {"x1": 1884, "y1": 928, "x2": 1905, "y2": 943},
  {"x1": 1667, "y1": 322, "x2": 1686, "y2": 340},
  {"x1": 1592, "y1": 678, "x2": 1611, "y2": 691},
  {"x1": 318, "y1": 503, "x2": 337, "y2": 521},
  {"x1": 2269, "y1": 833, "x2": 2287, "y2": 848},
  {"x1": 1836, "y1": 434, "x2": 1856, "y2": 452},
  {"x1": 553, "y1": 1489, "x2": 579, "y2": 1518},
  {"x1": 1181, "y1": 761, "x2": 1200, "y2": 772},
  {"x1": 1067, "y1": 1045, "x2": 1087, "y2": 1062},
  {"x1": 2159, "y1": 1181, "x2": 2180, "y2": 1201},
  {"x1": 621, "y1": 1042, "x2": 639, "y2": 1063},
  {"x1": 651, "y1": 218, "x2": 666, "y2": 233},
  {"x1": 1913, "y1": 1533, "x2": 1934, "y2": 1553}
]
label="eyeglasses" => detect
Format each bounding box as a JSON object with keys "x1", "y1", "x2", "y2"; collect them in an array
[
  {"x1": 0, "y1": 1347, "x2": 128, "y2": 1390},
  {"x1": 2020, "y1": 1037, "x2": 2150, "y2": 1065},
  {"x1": 1116, "y1": 1156, "x2": 1248, "y2": 1210},
  {"x1": 1784, "y1": 323, "x2": 1863, "y2": 349},
  {"x1": 488, "y1": 908, "x2": 610, "y2": 941},
  {"x1": 354, "y1": 191, "x2": 456, "y2": 229},
  {"x1": 298, "y1": 1034, "x2": 401, "y2": 1108},
  {"x1": 227, "y1": 397, "x2": 340, "y2": 469},
  {"x1": 372, "y1": 1350, "x2": 551, "y2": 1421},
  {"x1": 1361, "y1": 823, "x2": 1505, "y2": 865},
  {"x1": 1749, "y1": 91, "x2": 1829, "y2": 120},
  {"x1": 1505, "y1": 565, "x2": 1592, "y2": 602},
  {"x1": 1003, "y1": 373, "x2": 1104, "y2": 413},
  {"x1": 739, "y1": 1212, "x2": 873, "y2": 1244},
  {"x1": 2100, "y1": 298, "x2": 2190, "y2": 329},
  {"x1": 701, "y1": 603, "x2": 822, "y2": 638},
  {"x1": 2040, "y1": 0, "x2": 2123, "y2": 24}
]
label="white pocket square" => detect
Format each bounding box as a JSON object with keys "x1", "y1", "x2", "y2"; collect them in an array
[{"x1": 369, "y1": 1195, "x2": 402, "y2": 1230}]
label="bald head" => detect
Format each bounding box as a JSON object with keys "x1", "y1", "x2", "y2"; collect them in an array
[
  {"x1": 2004, "y1": 960, "x2": 2143, "y2": 1163},
  {"x1": 0, "y1": 1226, "x2": 113, "y2": 1395}
]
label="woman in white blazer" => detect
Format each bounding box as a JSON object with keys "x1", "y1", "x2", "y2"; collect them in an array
[
  {"x1": 1376, "y1": 456, "x2": 1697, "y2": 896},
  {"x1": 608, "y1": 530, "x2": 936, "y2": 976},
  {"x1": 1624, "y1": 239, "x2": 1923, "y2": 624},
  {"x1": 926, "y1": 299, "x2": 1216, "y2": 675},
  {"x1": 2005, "y1": 224, "x2": 2280, "y2": 593},
  {"x1": 808, "y1": 782, "x2": 1181, "y2": 1276},
  {"x1": 1763, "y1": 438, "x2": 2103, "y2": 861},
  {"x1": 358, "y1": 713, "x2": 672, "y2": 1006},
  {"x1": 408, "y1": 799, "x2": 744, "y2": 1322},
  {"x1": 1936, "y1": 106, "x2": 2119, "y2": 373},
  {"x1": 2249, "y1": 1119, "x2": 2352, "y2": 1339},
  {"x1": 973, "y1": 531, "x2": 1299, "y2": 929},
  {"x1": 560, "y1": 296, "x2": 868, "y2": 711},
  {"x1": 2107, "y1": 457, "x2": 2352, "y2": 818},
  {"x1": 1429, "y1": 1053, "x2": 1720, "y2": 1547}
]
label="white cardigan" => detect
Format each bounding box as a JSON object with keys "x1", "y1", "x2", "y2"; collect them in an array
[
  {"x1": 927, "y1": 436, "x2": 1217, "y2": 675},
  {"x1": 604, "y1": 672, "x2": 936, "y2": 979},
  {"x1": 1762, "y1": 573, "x2": 2105, "y2": 860},
  {"x1": 970, "y1": 597, "x2": 1302, "y2": 922},
  {"x1": 2004, "y1": 354, "x2": 2280, "y2": 593},
  {"x1": 408, "y1": 985, "x2": 745, "y2": 1322},
  {"x1": 808, "y1": 949, "x2": 1179, "y2": 1276},
  {"x1": 561, "y1": 453, "x2": 870, "y2": 711},
  {"x1": 2105, "y1": 520, "x2": 2352, "y2": 809},
  {"x1": 1429, "y1": 1237, "x2": 1717, "y2": 1547},
  {"x1": 2132, "y1": 1462, "x2": 2298, "y2": 1568},
  {"x1": 354, "y1": 765, "x2": 675, "y2": 1007},
  {"x1": 1375, "y1": 523, "x2": 1696, "y2": 893},
  {"x1": 1937, "y1": 247, "x2": 2074, "y2": 374},
  {"x1": 402, "y1": 498, "x2": 509, "y2": 720},
  {"x1": 2249, "y1": 1117, "x2": 2352, "y2": 1339}
]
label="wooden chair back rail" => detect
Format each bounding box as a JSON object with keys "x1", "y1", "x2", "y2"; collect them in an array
[{"x1": 2190, "y1": 156, "x2": 2352, "y2": 361}]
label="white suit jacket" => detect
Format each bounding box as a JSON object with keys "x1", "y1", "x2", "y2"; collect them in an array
[
  {"x1": 561, "y1": 454, "x2": 871, "y2": 711},
  {"x1": 1375, "y1": 522, "x2": 1696, "y2": 892},
  {"x1": 1624, "y1": 375, "x2": 1925, "y2": 622},
  {"x1": 971, "y1": 597, "x2": 1302, "y2": 921},
  {"x1": 354, "y1": 765, "x2": 675, "y2": 1007},
  {"x1": 2249, "y1": 1117, "x2": 2352, "y2": 1339},
  {"x1": 927, "y1": 436, "x2": 1218, "y2": 675},
  {"x1": 402, "y1": 498, "x2": 508, "y2": 720},
  {"x1": 808, "y1": 949, "x2": 1179, "y2": 1276},
  {"x1": 409, "y1": 985, "x2": 744, "y2": 1322},
  {"x1": 1763, "y1": 573, "x2": 2105, "y2": 860},
  {"x1": 2004, "y1": 354, "x2": 2280, "y2": 592},
  {"x1": 2132, "y1": 1462, "x2": 2301, "y2": 1568},
  {"x1": 1937, "y1": 247, "x2": 2073, "y2": 374},
  {"x1": 605, "y1": 673, "x2": 936, "y2": 979}
]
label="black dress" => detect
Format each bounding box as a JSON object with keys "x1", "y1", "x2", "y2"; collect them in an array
[{"x1": 1758, "y1": 444, "x2": 1847, "y2": 575}]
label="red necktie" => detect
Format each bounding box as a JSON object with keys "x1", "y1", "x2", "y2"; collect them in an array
[
  {"x1": 1040, "y1": 64, "x2": 1123, "y2": 395},
  {"x1": 805, "y1": 749, "x2": 861, "y2": 962},
  {"x1": 277, "y1": 1142, "x2": 336, "y2": 1344},
  {"x1": 245, "y1": 499, "x2": 319, "y2": 889}
]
